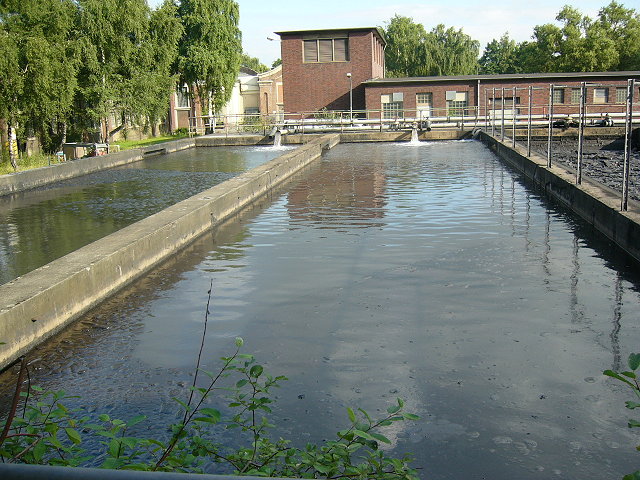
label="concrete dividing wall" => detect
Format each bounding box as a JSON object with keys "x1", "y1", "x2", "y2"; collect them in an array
[
  {"x1": 480, "y1": 132, "x2": 640, "y2": 264},
  {"x1": 0, "y1": 134, "x2": 340, "y2": 370},
  {"x1": 0, "y1": 138, "x2": 196, "y2": 196}
]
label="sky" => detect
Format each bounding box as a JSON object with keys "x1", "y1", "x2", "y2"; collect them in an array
[{"x1": 148, "y1": 0, "x2": 620, "y2": 66}]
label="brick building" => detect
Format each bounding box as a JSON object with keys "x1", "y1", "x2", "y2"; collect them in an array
[
  {"x1": 275, "y1": 27, "x2": 385, "y2": 114},
  {"x1": 364, "y1": 72, "x2": 640, "y2": 120},
  {"x1": 275, "y1": 26, "x2": 639, "y2": 121}
]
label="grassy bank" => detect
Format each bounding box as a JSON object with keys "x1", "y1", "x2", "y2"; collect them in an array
[{"x1": 0, "y1": 134, "x2": 190, "y2": 175}]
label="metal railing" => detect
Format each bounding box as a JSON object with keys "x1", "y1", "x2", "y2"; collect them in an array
[{"x1": 0, "y1": 463, "x2": 296, "y2": 480}]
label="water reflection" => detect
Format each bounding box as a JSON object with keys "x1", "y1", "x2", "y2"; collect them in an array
[
  {"x1": 0, "y1": 146, "x2": 286, "y2": 285},
  {"x1": 1, "y1": 141, "x2": 639, "y2": 480}
]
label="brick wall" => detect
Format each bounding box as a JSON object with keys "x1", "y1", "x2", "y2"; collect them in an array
[
  {"x1": 365, "y1": 76, "x2": 637, "y2": 119},
  {"x1": 280, "y1": 29, "x2": 385, "y2": 115}
]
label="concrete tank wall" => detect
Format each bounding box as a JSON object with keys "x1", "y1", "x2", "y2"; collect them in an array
[
  {"x1": 479, "y1": 132, "x2": 640, "y2": 264},
  {"x1": 0, "y1": 134, "x2": 340, "y2": 370}
]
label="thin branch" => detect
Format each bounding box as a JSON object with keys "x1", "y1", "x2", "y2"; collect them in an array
[{"x1": 0, "y1": 357, "x2": 28, "y2": 447}]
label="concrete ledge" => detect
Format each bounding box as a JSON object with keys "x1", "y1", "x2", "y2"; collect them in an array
[
  {"x1": 0, "y1": 134, "x2": 340, "y2": 370},
  {"x1": 479, "y1": 131, "x2": 640, "y2": 264}
]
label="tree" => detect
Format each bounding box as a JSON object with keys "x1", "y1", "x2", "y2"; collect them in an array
[
  {"x1": 426, "y1": 24, "x2": 479, "y2": 76},
  {"x1": 596, "y1": 1, "x2": 640, "y2": 70},
  {"x1": 271, "y1": 58, "x2": 282, "y2": 69},
  {"x1": 176, "y1": 0, "x2": 242, "y2": 114},
  {"x1": 75, "y1": 0, "x2": 163, "y2": 142},
  {"x1": 480, "y1": 33, "x2": 520, "y2": 74},
  {"x1": 383, "y1": 15, "x2": 479, "y2": 77},
  {"x1": 383, "y1": 15, "x2": 428, "y2": 77},
  {"x1": 515, "y1": 2, "x2": 638, "y2": 73},
  {"x1": 0, "y1": 0, "x2": 79, "y2": 154},
  {"x1": 240, "y1": 53, "x2": 268, "y2": 73}
]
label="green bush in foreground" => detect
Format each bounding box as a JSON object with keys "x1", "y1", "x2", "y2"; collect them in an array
[
  {"x1": 605, "y1": 353, "x2": 640, "y2": 480},
  {"x1": 0, "y1": 338, "x2": 419, "y2": 479}
]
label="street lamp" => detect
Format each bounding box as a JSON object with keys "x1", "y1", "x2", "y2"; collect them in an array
[{"x1": 346, "y1": 72, "x2": 353, "y2": 125}]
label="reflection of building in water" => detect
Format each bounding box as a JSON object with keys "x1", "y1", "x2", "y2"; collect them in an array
[{"x1": 286, "y1": 160, "x2": 387, "y2": 226}]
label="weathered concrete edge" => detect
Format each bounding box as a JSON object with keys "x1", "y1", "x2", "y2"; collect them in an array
[
  {"x1": 0, "y1": 134, "x2": 340, "y2": 370},
  {"x1": 479, "y1": 131, "x2": 640, "y2": 264},
  {"x1": 0, "y1": 138, "x2": 196, "y2": 196}
]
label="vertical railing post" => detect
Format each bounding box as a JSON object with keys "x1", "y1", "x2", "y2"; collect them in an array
[
  {"x1": 622, "y1": 78, "x2": 635, "y2": 211},
  {"x1": 547, "y1": 85, "x2": 555, "y2": 168},
  {"x1": 492, "y1": 88, "x2": 496, "y2": 136},
  {"x1": 527, "y1": 86, "x2": 532, "y2": 157},
  {"x1": 484, "y1": 88, "x2": 488, "y2": 130},
  {"x1": 577, "y1": 82, "x2": 586, "y2": 185},
  {"x1": 501, "y1": 87, "x2": 505, "y2": 141},
  {"x1": 512, "y1": 87, "x2": 517, "y2": 148}
]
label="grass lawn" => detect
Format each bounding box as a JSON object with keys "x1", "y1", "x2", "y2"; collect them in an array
[{"x1": 0, "y1": 134, "x2": 191, "y2": 176}]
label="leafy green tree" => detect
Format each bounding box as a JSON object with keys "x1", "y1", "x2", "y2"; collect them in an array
[
  {"x1": 75, "y1": 0, "x2": 161, "y2": 142},
  {"x1": 516, "y1": 2, "x2": 638, "y2": 73},
  {"x1": 241, "y1": 53, "x2": 268, "y2": 73},
  {"x1": 0, "y1": 0, "x2": 79, "y2": 153},
  {"x1": 176, "y1": 0, "x2": 242, "y2": 114},
  {"x1": 426, "y1": 24, "x2": 480, "y2": 76},
  {"x1": 596, "y1": 1, "x2": 640, "y2": 70},
  {"x1": 383, "y1": 15, "x2": 479, "y2": 77},
  {"x1": 271, "y1": 58, "x2": 282, "y2": 69},
  {"x1": 480, "y1": 33, "x2": 521, "y2": 74},
  {"x1": 383, "y1": 15, "x2": 428, "y2": 77}
]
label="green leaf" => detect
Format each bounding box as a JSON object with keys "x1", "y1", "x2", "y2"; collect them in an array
[
  {"x1": 627, "y1": 402, "x2": 640, "y2": 410},
  {"x1": 353, "y1": 429, "x2": 375, "y2": 441},
  {"x1": 402, "y1": 413, "x2": 420, "y2": 420},
  {"x1": 604, "y1": 370, "x2": 636, "y2": 388},
  {"x1": 623, "y1": 471, "x2": 640, "y2": 480},
  {"x1": 235, "y1": 337, "x2": 244, "y2": 347},
  {"x1": 199, "y1": 408, "x2": 221, "y2": 423},
  {"x1": 629, "y1": 419, "x2": 640, "y2": 428},
  {"x1": 65, "y1": 428, "x2": 82, "y2": 445},
  {"x1": 387, "y1": 405, "x2": 401, "y2": 414},
  {"x1": 250, "y1": 365, "x2": 264, "y2": 378},
  {"x1": 629, "y1": 354, "x2": 640, "y2": 371},
  {"x1": 126, "y1": 415, "x2": 146, "y2": 427},
  {"x1": 347, "y1": 407, "x2": 356, "y2": 423},
  {"x1": 622, "y1": 371, "x2": 638, "y2": 379},
  {"x1": 236, "y1": 379, "x2": 248, "y2": 388},
  {"x1": 370, "y1": 432, "x2": 392, "y2": 444}
]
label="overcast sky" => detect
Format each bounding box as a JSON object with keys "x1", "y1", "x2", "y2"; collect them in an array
[{"x1": 148, "y1": 0, "x2": 619, "y2": 66}]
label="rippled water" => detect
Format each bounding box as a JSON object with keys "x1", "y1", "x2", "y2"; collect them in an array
[
  {"x1": 0, "y1": 146, "x2": 290, "y2": 285},
  {"x1": 1, "y1": 140, "x2": 639, "y2": 479}
]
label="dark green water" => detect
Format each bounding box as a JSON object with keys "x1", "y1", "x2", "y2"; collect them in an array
[
  {"x1": 0, "y1": 146, "x2": 291, "y2": 285},
  {"x1": 1, "y1": 141, "x2": 639, "y2": 479}
]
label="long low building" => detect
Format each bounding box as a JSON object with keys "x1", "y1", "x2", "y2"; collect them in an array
[{"x1": 275, "y1": 27, "x2": 640, "y2": 120}]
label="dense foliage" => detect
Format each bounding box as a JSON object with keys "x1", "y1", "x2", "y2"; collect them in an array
[
  {"x1": 480, "y1": 1, "x2": 640, "y2": 74},
  {"x1": 0, "y1": 0, "x2": 241, "y2": 154},
  {"x1": 0, "y1": 340, "x2": 419, "y2": 479},
  {"x1": 383, "y1": 15, "x2": 479, "y2": 77},
  {"x1": 383, "y1": 2, "x2": 640, "y2": 77}
]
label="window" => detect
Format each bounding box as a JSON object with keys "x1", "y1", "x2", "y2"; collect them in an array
[
  {"x1": 176, "y1": 85, "x2": 190, "y2": 108},
  {"x1": 446, "y1": 91, "x2": 468, "y2": 116},
  {"x1": 303, "y1": 37, "x2": 349, "y2": 63},
  {"x1": 416, "y1": 92, "x2": 433, "y2": 106},
  {"x1": 570, "y1": 88, "x2": 582, "y2": 105},
  {"x1": 416, "y1": 92, "x2": 433, "y2": 118},
  {"x1": 594, "y1": 87, "x2": 609, "y2": 104},
  {"x1": 381, "y1": 93, "x2": 404, "y2": 119},
  {"x1": 616, "y1": 87, "x2": 627, "y2": 103},
  {"x1": 552, "y1": 88, "x2": 564, "y2": 104}
]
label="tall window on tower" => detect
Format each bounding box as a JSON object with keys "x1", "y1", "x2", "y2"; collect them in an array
[{"x1": 303, "y1": 37, "x2": 349, "y2": 63}]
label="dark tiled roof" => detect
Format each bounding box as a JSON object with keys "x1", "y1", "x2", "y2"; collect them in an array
[
  {"x1": 364, "y1": 71, "x2": 640, "y2": 84},
  {"x1": 275, "y1": 27, "x2": 386, "y2": 44}
]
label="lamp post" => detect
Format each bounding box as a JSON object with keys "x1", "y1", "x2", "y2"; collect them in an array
[{"x1": 346, "y1": 72, "x2": 353, "y2": 125}]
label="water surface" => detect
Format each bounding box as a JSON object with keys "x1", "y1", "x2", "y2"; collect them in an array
[
  {"x1": 1, "y1": 141, "x2": 639, "y2": 479},
  {"x1": 0, "y1": 146, "x2": 289, "y2": 285}
]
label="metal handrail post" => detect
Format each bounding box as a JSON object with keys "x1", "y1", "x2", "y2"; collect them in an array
[
  {"x1": 491, "y1": 88, "x2": 496, "y2": 136},
  {"x1": 576, "y1": 82, "x2": 586, "y2": 185},
  {"x1": 512, "y1": 87, "x2": 516, "y2": 148},
  {"x1": 527, "y1": 86, "x2": 532, "y2": 157},
  {"x1": 547, "y1": 85, "x2": 554, "y2": 168},
  {"x1": 501, "y1": 87, "x2": 505, "y2": 141},
  {"x1": 622, "y1": 78, "x2": 635, "y2": 211}
]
